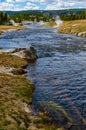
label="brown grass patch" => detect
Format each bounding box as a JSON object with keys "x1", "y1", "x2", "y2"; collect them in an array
[
  {"x1": 0, "y1": 25, "x2": 26, "y2": 33},
  {"x1": 43, "y1": 22, "x2": 57, "y2": 27},
  {"x1": 0, "y1": 74, "x2": 34, "y2": 130},
  {"x1": 58, "y1": 20, "x2": 86, "y2": 36},
  {"x1": 0, "y1": 54, "x2": 27, "y2": 68}
]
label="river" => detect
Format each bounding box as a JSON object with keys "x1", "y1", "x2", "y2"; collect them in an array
[{"x1": 0, "y1": 24, "x2": 86, "y2": 128}]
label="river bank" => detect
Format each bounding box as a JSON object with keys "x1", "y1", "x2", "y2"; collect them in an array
[
  {"x1": 0, "y1": 47, "x2": 63, "y2": 130},
  {"x1": 0, "y1": 25, "x2": 26, "y2": 35},
  {"x1": 58, "y1": 20, "x2": 86, "y2": 37}
]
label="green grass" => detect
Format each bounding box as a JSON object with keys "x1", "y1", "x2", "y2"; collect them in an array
[
  {"x1": 0, "y1": 54, "x2": 27, "y2": 68},
  {"x1": 0, "y1": 74, "x2": 64, "y2": 130},
  {"x1": 0, "y1": 74, "x2": 34, "y2": 130}
]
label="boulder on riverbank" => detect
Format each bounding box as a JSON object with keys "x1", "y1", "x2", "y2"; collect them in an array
[
  {"x1": 0, "y1": 46, "x2": 38, "y2": 62},
  {"x1": 12, "y1": 46, "x2": 38, "y2": 62},
  {"x1": 0, "y1": 46, "x2": 38, "y2": 75}
]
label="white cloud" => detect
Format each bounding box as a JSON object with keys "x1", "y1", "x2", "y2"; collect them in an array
[
  {"x1": 0, "y1": 0, "x2": 86, "y2": 10},
  {"x1": 29, "y1": 0, "x2": 45, "y2": 2},
  {"x1": 6, "y1": 0, "x2": 14, "y2": 2},
  {"x1": 16, "y1": 0, "x2": 26, "y2": 2},
  {"x1": 45, "y1": 0, "x2": 75, "y2": 10},
  {"x1": 24, "y1": 2, "x2": 40, "y2": 10},
  {"x1": 0, "y1": 2, "x2": 14, "y2": 10}
]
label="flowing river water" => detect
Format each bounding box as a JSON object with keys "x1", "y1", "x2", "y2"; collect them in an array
[{"x1": 0, "y1": 24, "x2": 86, "y2": 128}]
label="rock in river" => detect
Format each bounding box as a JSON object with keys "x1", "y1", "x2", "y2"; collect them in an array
[{"x1": 4, "y1": 46, "x2": 38, "y2": 62}]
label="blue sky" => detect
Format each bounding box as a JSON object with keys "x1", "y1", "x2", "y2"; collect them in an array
[{"x1": 0, "y1": 0, "x2": 86, "y2": 10}]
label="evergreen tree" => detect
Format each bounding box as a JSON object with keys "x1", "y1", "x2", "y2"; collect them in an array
[
  {"x1": 60, "y1": 10, "x2": 86, "y2": 21},
  {"x1": 0, "y1": 11, "x2": 8, "y2": 25}
]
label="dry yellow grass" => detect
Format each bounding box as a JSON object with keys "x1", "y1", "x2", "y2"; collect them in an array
[
  {"x1": 0, "y1": 25, "x2": 26, "y2": 33},
  {"x1": 43, "y1": 22, "x2": 57, "y2": 27},
  {"x1": 58, "y1": 20, "x2": 86, "y2": 36}
]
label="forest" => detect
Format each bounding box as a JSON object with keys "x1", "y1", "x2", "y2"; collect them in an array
[
  {"x1": 60, "y1": 11, "x2": 86, "y2": 21},
  {"x1": 0, "y1": 9, "x2": 86, "y2": 25},
  {"x1": 0, "y1": 11, "x2": 8, "y2": 25},
  {"x1": 9, "y1": 14, "x2": 55, "y2": 23}
]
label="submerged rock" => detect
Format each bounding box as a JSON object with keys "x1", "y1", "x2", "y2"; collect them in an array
[{"x1": 37, "y1": 101, "x2": 72, "y2": 128}]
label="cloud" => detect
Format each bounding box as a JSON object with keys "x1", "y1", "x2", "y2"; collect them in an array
[
  {"x1": 24, "y1": 2, "x2": 40, "y2": 10},
  {"x1": 0, "y1": 0, "x2": 86, "y2": 10},
  {"x1": 16, "y1": 0, "x2": 27, "y2": 2},
  {"x1": 6, "y1": 0, "x2": 14, "y2": 2},
  {"x1": 45, "y1": 0, "x2": 75, "y2": 10},
  {"x1": 0, "y1": 2, "x2": 14, "y2": 10}
]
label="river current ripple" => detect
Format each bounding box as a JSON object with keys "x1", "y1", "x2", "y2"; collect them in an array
[{"x1": 0, "y1": 24, "x2": 86, "y2": 127}]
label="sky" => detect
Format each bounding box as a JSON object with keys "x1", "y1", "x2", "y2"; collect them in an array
[{"x1": 0, "y1": 0, "x2": 86, "y2": 11}]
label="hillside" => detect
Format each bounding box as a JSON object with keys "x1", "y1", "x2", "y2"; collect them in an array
[{"x1": 4, "y1": 9, "x2": 86, "y2": 16}]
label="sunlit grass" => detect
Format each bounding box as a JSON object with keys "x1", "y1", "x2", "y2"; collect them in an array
[
  {"x1": 0, "y1": 25, "x2": 26, "y2": 33},
  {"x1": 58, "y1": 20, "x2": 86, "y2": 36},
  {"x1": 0, "y1": 74, "x2": 34, "y2": 130},
  {"x1": 43, "y1": 22, "x2": 57, "y2": 27},
  {"x1": 0, "y1": 54, "x2": 27, "y2": 68}
]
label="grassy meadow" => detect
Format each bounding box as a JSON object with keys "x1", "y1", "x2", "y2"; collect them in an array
[{"x1": 58, "y1": 20, "x2": 86, "y2": 37}]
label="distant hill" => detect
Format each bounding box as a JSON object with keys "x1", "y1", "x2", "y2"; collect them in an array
[{"x1": 4, "y1": 9, "x2": 86, "y2": 16}]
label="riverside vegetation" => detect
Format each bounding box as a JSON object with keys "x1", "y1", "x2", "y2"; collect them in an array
[
  {"x1": 42, "y1": 19, "x2": 86, "y2": 37},
  {"x1": 0, "y1": 48, "x2": 63, "y2": 130},
  {"x1": 0, "y1": 11, "x2": 26, "y2": 34},
  {"x1": 58, "y1": 20, "x2": 86, "y2": 37},
  {"x1": 0, "y1": 25, "x2": 26, "y2": 35},
  {"x1": 58, "y1": 10, "x2": 86, "y2": 37}
]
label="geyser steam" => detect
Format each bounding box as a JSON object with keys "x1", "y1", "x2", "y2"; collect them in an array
[{"x1": 55, "y1": 16, "x2": 63, "y2": 26}]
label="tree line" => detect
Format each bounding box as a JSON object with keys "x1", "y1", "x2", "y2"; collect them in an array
[
  {"x1": 0, "y1": 10, "x2": 86, "y2": 25},
  {"x1": 60, "y1": 11, "x2": 86, "y2": 21},
  {"x1": 0, "y1": 11, "x2": 55, "y2": 25},
  {"x1": 9, "y1": 13, "x2": 55, "y2": 23},
  {"x1": 0, "y1": 11, "x2": 8, "y2": 25}
]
